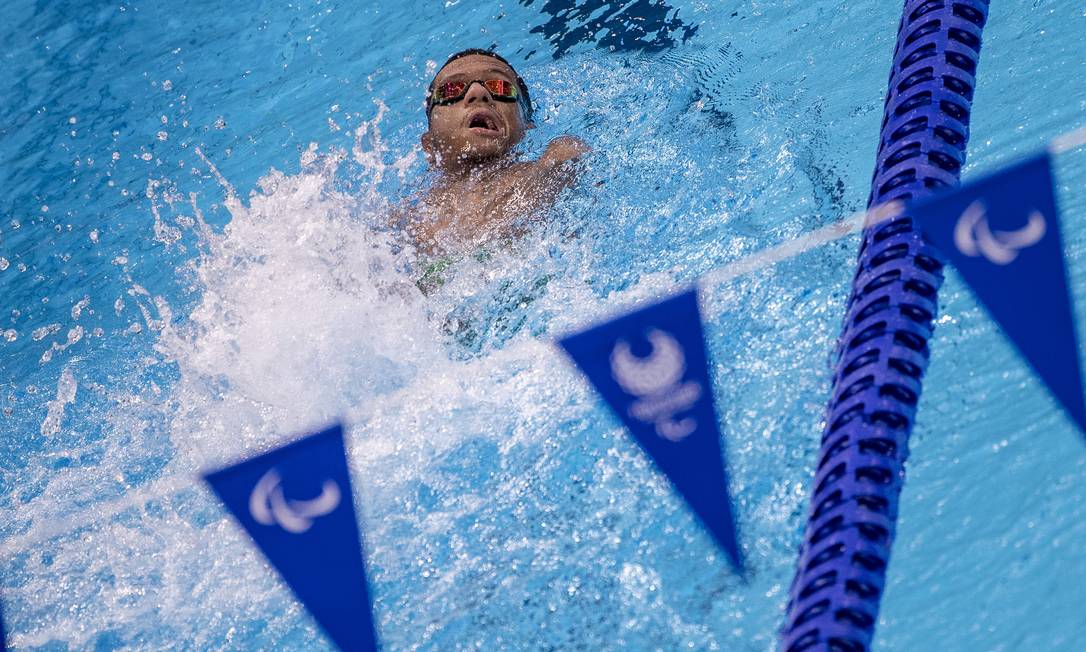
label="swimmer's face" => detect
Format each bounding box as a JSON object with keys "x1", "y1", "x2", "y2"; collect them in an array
[{"x1": 423, "y1": 55, "x2": 531, "y2": 168}]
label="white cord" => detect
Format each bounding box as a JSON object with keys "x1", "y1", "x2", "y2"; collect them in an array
[
  {"x1": 1050, "y1": 125, "x2": 1086, "y2": 155},
  {"x1": 1, "y1": 127, "x2": 1083, "y2": 559}
]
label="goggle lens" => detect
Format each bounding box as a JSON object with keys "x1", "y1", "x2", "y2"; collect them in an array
[
  {"x1": 435, "y1": 81, "x2": 467, "y2": 101},
  {"x1": 483, "y1": 79, "x2": 516, "y2": 99},
  {"x1": 432, "y1": 79, "x2": 518, "y2": 103}
]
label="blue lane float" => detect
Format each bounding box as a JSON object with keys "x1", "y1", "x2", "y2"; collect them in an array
[{"x1": 781, "y1": 1, "x2": 990, "y2": 650}]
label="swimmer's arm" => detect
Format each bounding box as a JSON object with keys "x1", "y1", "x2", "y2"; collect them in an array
[
  {"x1": 538, "y1": 136, "x2": 591, "y2": 180},
  {"x1": 508, "y1": 136, "x2": 591, "y2": 205}
]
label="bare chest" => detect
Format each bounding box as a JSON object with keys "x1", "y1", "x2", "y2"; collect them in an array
[{"x1": 424, "y1": 168, "x2": 533, "y2": 234}]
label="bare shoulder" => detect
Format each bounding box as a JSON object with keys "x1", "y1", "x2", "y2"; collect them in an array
[{"x1": 539, "y1": 135, "x2": 591, "y2": 168}]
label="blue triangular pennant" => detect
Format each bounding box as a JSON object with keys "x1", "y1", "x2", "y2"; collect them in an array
[
  {"x1": 913, "y1": 153, "x2": 1086, "y2": 436},
  {"x1": 204, "y1": 424, "x2": 379, "y2": 652},
  {"x1": 559, "y1": 289, "x2": 744, "y2": 573}
]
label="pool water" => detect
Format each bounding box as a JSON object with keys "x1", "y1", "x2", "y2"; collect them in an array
[{"x1": 2, "y1": 0, "x2": 1085, "y2": 649}]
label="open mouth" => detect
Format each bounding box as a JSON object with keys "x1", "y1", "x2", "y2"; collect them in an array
[{"x1": 466, "y1": 111, "x2": 502, "y2": 135}]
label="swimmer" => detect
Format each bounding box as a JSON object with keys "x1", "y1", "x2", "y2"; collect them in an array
[{"x1": 405, "y1": 49, "x2": 590, "y2": 256}]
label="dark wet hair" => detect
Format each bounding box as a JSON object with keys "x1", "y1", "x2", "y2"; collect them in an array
[{"x1": 425, "y1": 48, "x2": 534, "y2": 123}]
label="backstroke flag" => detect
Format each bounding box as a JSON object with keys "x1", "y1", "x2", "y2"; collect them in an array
[
  {"x1": 204, "y1": 424, "x2": 378, "y2": 651},
  {"x1": 559, "y1": 289, "x2": 744, "y2": 573},
  {"x1": 912, "y1": 153, "x2": 1086, "y2": 437}
]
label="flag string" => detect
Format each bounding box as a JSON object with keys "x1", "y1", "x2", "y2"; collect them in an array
[
  {"x1": 1, "y1": 124, "x2": 1084, "y2": 559},
  {"x1": 1050, "y1": 124, "x2": 1086, "y2": 155}
]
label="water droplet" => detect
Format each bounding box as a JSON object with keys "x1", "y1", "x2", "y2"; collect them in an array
[{"x1": 32, "y1": 324, "x2": 60, "y2": 341}]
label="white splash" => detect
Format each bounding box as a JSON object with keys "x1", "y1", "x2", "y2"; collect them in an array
[{"x1": 40, "y1": 366, "x2": 78, "y2": 437}]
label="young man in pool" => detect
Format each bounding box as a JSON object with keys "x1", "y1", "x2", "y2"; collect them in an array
[{"x1": 406, "y1": 49, "x2": 589, "y2": 255}]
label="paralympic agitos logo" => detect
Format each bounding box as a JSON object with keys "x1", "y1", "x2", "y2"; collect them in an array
[{"x1": 609, "y1": 329, "x2": 702, "y2": 442}]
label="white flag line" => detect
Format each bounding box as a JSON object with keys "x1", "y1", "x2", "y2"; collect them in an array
[
  {"x1": 2, "y1": 125, "x2": 1084, "y2": 560},
  {"x1": 698, "y1": 121, "x2": 1086, "y2": 291},
  {"x1": 1050, "y1": 124, "x2": 1086, "y2": 156},
  {"x1": 0, "y1": 473, "x2": 196, "y2": 557},
  {"x1": 699, "y1": 200, "x2": 906, "y2": 290}
]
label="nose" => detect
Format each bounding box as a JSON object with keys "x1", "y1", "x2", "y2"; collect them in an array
[{"x1": 463, "y1": 81, "x2": 492, "y2": 105}]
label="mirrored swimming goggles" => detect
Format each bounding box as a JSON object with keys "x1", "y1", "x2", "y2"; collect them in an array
[{"x1": 428, "y1": 79, "x2": 525, "y2": 113}]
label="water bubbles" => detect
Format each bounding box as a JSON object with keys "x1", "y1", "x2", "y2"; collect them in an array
[
  {"x1": 68, "y1": 116, "x2": 77, "y2": 124},
  {"x1": 3, "y1": 329, "x2": 16, "y2": 342},
  {"x1": 90, "y1": 229, "x2": 99, "y2": 243},
  {"x1": 141, "y1": 152, "x2": 153, "y2": 161},
  {"x1": 157, "y1": 131, "x2": 169, "y2": 141},
  {"x1": 112, "y1": 152, "x2": 120, "y2": 161},
  {"x1": 214, "y1": 117, "x2": 227, "y2": 129},
  {"x1": 0, "y1": 257, "x2": 8, "y2": 271},
  {"x1": 72, "y1": 297, "x2": 91, "y2": 320},
  {"x1": 32, "y1": 324, "x2": 61, "y2": 341},
  {"x1": 40, "y1": 366, "x2": 78, "y2": 436},
  {"x1": 162, "y1": 80, "x2": 173, "y2": 91}
]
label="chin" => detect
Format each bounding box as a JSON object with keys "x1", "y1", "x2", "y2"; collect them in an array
[{"x1": 461, "y1": 140, "x2": 510, "y2": 161}]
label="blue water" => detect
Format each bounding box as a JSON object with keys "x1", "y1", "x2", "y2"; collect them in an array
[{"x1": 2, "y1": 0, "x2": 1085, "y2": 649}]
